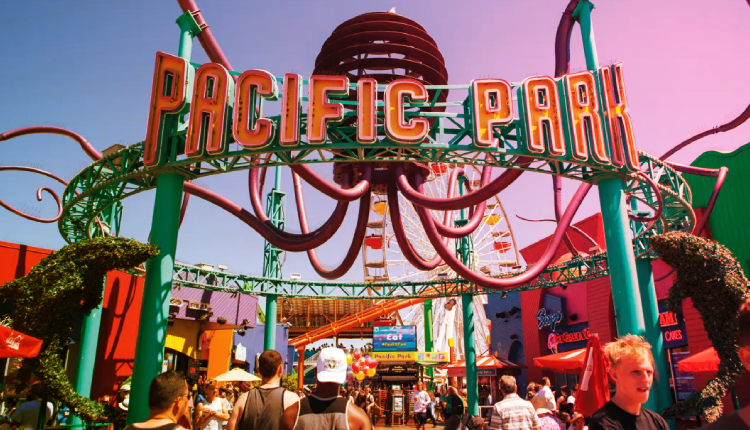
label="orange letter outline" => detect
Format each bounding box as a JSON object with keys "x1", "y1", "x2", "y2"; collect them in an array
[
  {"x1": 561, "y1": 71, "x2": 608, "y2": 164},
  {"x1": 144, "y1": 52, "x2": 193, "y2": 168},
  {"x1": 598, "y1": 63, "x2": 638, "y2": 172},
  {"x1": 307, "y1": 75, "x2": 349, "y2": 145},
  {"x1": 279, "y1": 73, "x2": 303, "y2": 147},
  {"x1": 185, "y1": 63, "x2": 234, "y2": 158},
  {"x1": 357, "y1": 78, "x2": 378, "y2": 144},
  {"x1": 384, "y1": 79, "x2": 429, "y2": 144},
  {"x1": 471, "y1": 79, "x2": 513, "y2": 148},
  {"x1": 233, "y1": 69, "x2": 278, "y2": 149},
  {"x1": 521, "y1": 76, "x2": 565, "y2": 156}
]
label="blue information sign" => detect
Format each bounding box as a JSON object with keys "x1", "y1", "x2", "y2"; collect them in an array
[{"x1": 374, "y1": 326, "x2": 417, "y2": 352}]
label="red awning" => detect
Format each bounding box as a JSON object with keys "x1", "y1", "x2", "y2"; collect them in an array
[
  {"x1": 443, "y1": 355, "x2": 525, "y2": 376},
  {"x1": 533, "y1": 348, "x2": 586, "y2": 374},
  {"x1": 0, "y1": 326, "x2": 43, "y2": 358},
  {"x1": 677, "y1": 347, "x2": 719, "y2": 373}
]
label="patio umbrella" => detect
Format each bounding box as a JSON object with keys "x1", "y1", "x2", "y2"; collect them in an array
[
  {"x1": 677, "y1": 347, "x2": 719, "y2": 373},
  {"x1": 213, "y1": 368, "x2": 261, "y2": 382},
  {"x1": 0, "y1": 325, "x2": 43, "y2": 358},
  {"x1": 676, "y1": 347, "x2": 740, "y2": 411},
  {"x1": 443, "y1": 355, "x2": 525, "y2": 376},
  {"x1": 574, "y1": 335, "x2": 610, "y2": 416},
  {"x1": 533, "y1": 348, "x2": 586, "y2": 374}
]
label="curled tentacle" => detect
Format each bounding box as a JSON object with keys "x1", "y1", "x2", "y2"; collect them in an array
[
  {"x1": 394, "y1": 159, "x2": 529, "y2": 211},
  {"x1": 247, "y1": 165, "x2": 356, "y2": 243},
  {"x1": 691, "y1": 167, "x2": 728, "y2": 236},
  {"x1": 553, "y1": 176, "x2": 579, "y2": 256},
  {"x1": 554, "y1": 0, "x2": 582, "y2": 78},
  {"x1": 658, "y1": 0, "x2": 750, "y2": 161},
  {"x1": 0, "y1": 166, "x2": 67, "y2": 223},
  {"x1": 413, "y1": 175, "x2": 593, "y2": 290},
  {"x1": 0, "y1": 126, "x2": 102, "y2": 161},
  {"x1": 661, "y1": 104, "x2": 750, "y2": 160},
  {"x1": 290, "y1": 164, "x2": 371, "y2": 202},
  {"x1": 175, "y1": 0, "x2": 234, "y2": 71},
  {"x1": 665, "y1": 162, "x2": 728, "y2": 236},
  {"x1": 515, "y1": 215, "x2": 601, "y2": 252},
  {"x1": 293, "y1": 170, "x2": 372, "y2": 279},
  {"x1": 653, "y1": 162, "x2": 728, "y2": 282},
  {"x1": 184, "y1": 181, "x2": 350, "y2": 252},
  {"x1": 387, "y1": 168, "x2": 463, "y2": 271},
  {"x1": 432, "y1": 173, "x2": 488, "y2": 239}
]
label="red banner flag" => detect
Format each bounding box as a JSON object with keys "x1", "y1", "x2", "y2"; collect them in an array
[
  {"x1": 0, "y1": 325, "x2": 43, "y2": 358},
  {"x1": 575, "y1": 335, "x2": 610, "y2": 416}
]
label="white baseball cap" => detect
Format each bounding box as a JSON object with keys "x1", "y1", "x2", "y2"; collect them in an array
[{"x1": 317, "y1": 347, "x2": 347, "y2": 384}]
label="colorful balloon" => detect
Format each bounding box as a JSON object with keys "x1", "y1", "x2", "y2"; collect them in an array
[
  {"x1": 356, "y1": 371, "x2": 365, "y2": 381},
  {"x1": 353, "y1": 351, "x2": 361, "y2": 360},
  {"x1": 367, "y1": 368, "x2": 376, "y2": 377},
  {"x1": 352, "y1": 362, "x2": 360, "y2": 373},
  {"x1": 346, "y1": 354, "x2": 353, "y2": 365}
]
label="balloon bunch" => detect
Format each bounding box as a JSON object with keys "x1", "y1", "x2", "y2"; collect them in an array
[{"x1": 346, "y1": 350, "x2": 379, "y2": 381}]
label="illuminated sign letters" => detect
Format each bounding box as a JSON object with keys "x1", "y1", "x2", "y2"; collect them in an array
[
  {"x1": 144, "y1": 52, "x2": 639, "y2": 174},
  {"x1": 537, "y1": 308, "x2": 563, "y2": 331},
  {"x1": 374, "y1": 326, "x2": 417, "y2": 352}
]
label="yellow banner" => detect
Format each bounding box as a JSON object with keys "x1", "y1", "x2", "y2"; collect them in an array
[{"x1": 372, "y1": 351, "x2": 449, "y2": 363}]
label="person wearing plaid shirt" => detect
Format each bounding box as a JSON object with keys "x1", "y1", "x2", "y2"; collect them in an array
[{"x1": 488, "y1": 376, "x2": 541, "y2": 430}]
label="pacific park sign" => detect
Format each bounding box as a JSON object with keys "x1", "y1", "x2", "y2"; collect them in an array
[{"x1": 144, "y1": 52, "x2": 638, "y2": 176}]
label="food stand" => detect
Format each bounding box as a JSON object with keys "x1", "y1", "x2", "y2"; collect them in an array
[
  {"x1": 443, "y1": 355, "x2": 525, "y2": 406},
  {"x1": 371, "y1": 351, "x2": 450, "y2": 424}
]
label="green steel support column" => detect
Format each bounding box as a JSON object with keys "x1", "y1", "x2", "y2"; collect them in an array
[
  {"x1": 262, "y1": 165, "x2": 285, "y2": 350},
  {"x1": 424, "y1": 300, "x2": 434, "y2": 383},
  {"x1": 577, "y1": 1, "x2": 646, "y2": 338},
  {"x1": 636, "y1": 260, "x2": 672, "y2": 415},
  {"x1": 462, "y1": 294, "x2": 478, "y2": 416},
  {"x1": 597, "y1": 179, "x2": 646, "y2": 333},
  {"x1": 579, "y1": 1, "x2": 664, "y2": 410},
  {"x1": 70, "y1": 202, "x2": 122, "y2": 428},
  {"x1": 128, "y1": 14, "x2": 196, "y2": 424},
  {"x1": 455, "y1": 175, "x2": 478, "y2": 416},
  {"x1": 129, "y1": 173, "x2": 184, "y2": 424},
  {"x1": 265, "y1": 295, "x2": 278, "y2": 351}
]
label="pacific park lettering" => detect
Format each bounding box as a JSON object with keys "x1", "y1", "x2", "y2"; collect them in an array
[{"x1": 144, "y1": 52, "x2": 638, "y2": 173}]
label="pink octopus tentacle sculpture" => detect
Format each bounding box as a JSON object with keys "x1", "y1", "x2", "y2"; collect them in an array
[{"x1": 292, "y1": 170, "x2": 372, "y2": 279}]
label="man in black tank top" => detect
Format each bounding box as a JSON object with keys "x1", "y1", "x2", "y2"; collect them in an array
[
  {"x1": 294, "y1": 348, "x2": 372, "y2": 430},
  {"x1": 227, "y1": 350, "x2": 300, "y2": 430},
  {"x1": 122, "y1": 371, "x2": 190, "y2": 430}
]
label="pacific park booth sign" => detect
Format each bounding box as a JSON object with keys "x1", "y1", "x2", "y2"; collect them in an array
[{"x1": 143, "y1": 52, "x2": 639, "y2": 174}]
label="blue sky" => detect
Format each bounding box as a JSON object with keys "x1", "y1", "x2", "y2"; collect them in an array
[{"x1": 2, "y1": 0, "x2": 749, "y2": 286}]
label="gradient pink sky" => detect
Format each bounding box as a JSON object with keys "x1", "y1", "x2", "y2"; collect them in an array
[{"x1": 1, "y1": 0, "x2": 749, "y2": 283}]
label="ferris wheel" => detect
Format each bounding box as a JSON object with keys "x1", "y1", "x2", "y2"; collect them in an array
[{"x1": 361, "y1": 163, "x2": 520, "y2": 359}]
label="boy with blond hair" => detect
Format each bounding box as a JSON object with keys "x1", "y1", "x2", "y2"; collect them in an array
[{"x1": 589, "y1": 335, "x2": 668, "y2": 430}]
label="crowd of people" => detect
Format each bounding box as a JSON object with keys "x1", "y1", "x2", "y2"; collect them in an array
[
  {"x1": 6, "y1": 299, "x2": 745, "y2": 430},
  {"x1": 304, "y1": 342, "x2": 374, "y2": 355},
  {"x1": 126, "y1": 295, "x2": 750, "y2": 430}
]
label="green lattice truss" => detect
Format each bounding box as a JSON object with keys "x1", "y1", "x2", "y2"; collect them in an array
[{"x1": 59, "y1": 80, "x2": 694, "y2": 297}]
